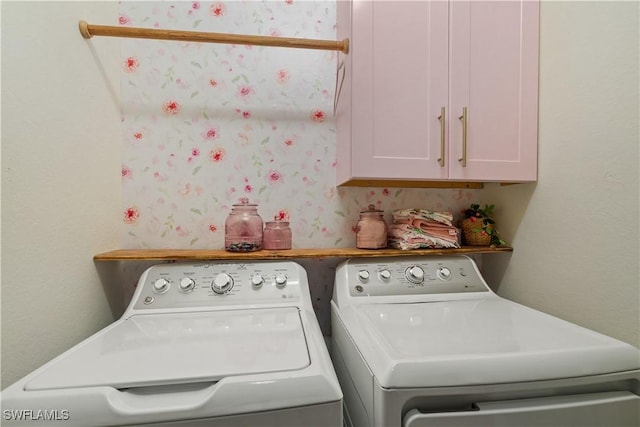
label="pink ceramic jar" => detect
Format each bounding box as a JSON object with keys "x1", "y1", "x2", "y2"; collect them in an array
[
  {"x1": 356, "y1": 204, "x2": 388, "y2": 249},
  {"x1": 224, "y1": 198, "x2": 263, "y2": 252}
]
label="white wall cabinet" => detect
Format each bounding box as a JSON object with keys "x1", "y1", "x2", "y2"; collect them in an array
[{"x1": 336, "y1": 0, "x2": 539, "y2": 186}]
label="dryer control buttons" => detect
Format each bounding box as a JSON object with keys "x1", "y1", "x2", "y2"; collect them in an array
[
  {"x1": 179, "y1": 277, "x2": 196, "y2": 292},
  {"x1": 212, "y1": 273, "x2": 234, "y2": 294},
  {"x1": 405, "y1": 266, "x2": 425, "y2": 284},
  {"x1": 152, "y1": 278, "x2": 170, "y2": 294},
  {"x1": 275, "y1": 274, "x2": 288, "y2": 288},
  {"x1": 357, "y1": 270, "x2": 370, "y2": 282},
  {"x1": 378, "y1": 269, "x2": 392, "y2": 281},
  {"x1": 437, "y1": 266, "x2": 452, "y2": 281}
]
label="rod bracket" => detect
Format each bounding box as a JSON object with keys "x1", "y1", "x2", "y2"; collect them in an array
[{"x1": 78, "y1": 20, "x2": 92, "y2": 39}]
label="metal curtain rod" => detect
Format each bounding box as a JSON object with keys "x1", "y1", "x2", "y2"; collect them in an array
[{"x1": 78, "y1": 21, "x2": 349, "y2": 54}]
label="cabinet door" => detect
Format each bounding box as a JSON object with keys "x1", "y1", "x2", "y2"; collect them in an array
[
  {"x1": 449, "y1": 0, "x2": 539, "y2": 182},
  {"x1": 347, "y1": 0, "x2": 449, "y2": 181}
]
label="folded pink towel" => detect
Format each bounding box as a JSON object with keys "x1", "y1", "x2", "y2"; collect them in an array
[{"x1": 392, "y1": 208, "x2": 454, "y2": 227}]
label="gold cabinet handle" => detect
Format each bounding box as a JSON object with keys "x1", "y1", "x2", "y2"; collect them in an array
[
  {"x1": 437, "y1": 107, "x2": 446, "y2": 167},
  {"x1": 458, "y1": 106, "x2": 468, "y2": 167}
]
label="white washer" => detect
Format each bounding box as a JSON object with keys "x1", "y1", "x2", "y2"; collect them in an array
[
  {"x1": 331, "y1": 256, "x2": 640, "y2": 427},
  {"x1": 2, "y1": 261, "x2": 342, "y2": 426}
]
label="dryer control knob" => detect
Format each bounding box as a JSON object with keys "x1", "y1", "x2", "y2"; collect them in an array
[
  {"x1": 152, "y1": 278, "x2": 170, "y2": 294},
  {"x1": 379, "y1": 269, "x2": 392, "y2": 281},
  {"x1": 357, "y1": 270, "x2": 370, "y2": 282},
  {"x1": 251, "y1": 274, "x2": 265, "y2": 288},
  {"x1": 437, "y1": 266, "x2": 452, "y2": 281},
  {"x1": 212, "y1": 273, "x2": 234, "y2": 294},
  {"x1": 179, "y1": 277, "x2": 196, "y2": 292},
  {"x1": 405, "y1": 266, "x2": 425, "y2": 284},
  {"x1": 275, "y1": 274, "x2": 288, "y2": 288}
]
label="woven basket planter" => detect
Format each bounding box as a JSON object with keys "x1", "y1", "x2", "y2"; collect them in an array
[{"x1": 461, "y1": 218, "x2": 492, "y2": 246}]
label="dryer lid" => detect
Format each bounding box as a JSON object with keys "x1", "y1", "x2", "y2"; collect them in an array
[
  {"x1": 350, "y1": 298, "x2": 640, "y2": 388},
  {"x1": 25, "y1": 307, "x2": 310, "y2": 391}
]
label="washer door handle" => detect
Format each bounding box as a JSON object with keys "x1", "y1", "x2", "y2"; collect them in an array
[{"x1": 109, "y1": 381, "x2": 219, "y2": 416}]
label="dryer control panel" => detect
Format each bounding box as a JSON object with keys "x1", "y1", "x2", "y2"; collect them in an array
[
  {"x1": 337, "y1": 256, "x2": 490, "y2": 297},
  {"x1": 131, "y1": 261, "x2": 304, "y2": 310}
]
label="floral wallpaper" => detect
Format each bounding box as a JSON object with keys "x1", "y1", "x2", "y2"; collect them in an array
[{"x1": 118, "y1": 1, "x2": 481, "y2": 333}]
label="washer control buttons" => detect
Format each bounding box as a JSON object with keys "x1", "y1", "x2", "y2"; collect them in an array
[
  {"x1": 179, "y1": 277, "x2": 196, "y2": 292},
  {"x1": 357, "y1": 270, "x2": 370, "y2": 282},
  {"x1": 405, "y1": 265, "x2": 425, "y2": 284},
  {"x1": 437, "y1": 266, "x2": 452, "y2": 281},
  {"x1": 152, "y1": 278, "x2": 170, "y2": 294},
  {"x1": 378, "y1": 269, "x2": 392, "y2": 281},
  {"x1": 251, "y1": 274, "x2": 265, "y2": 288},
  {"x1": 275, "y1": 274, "x2": 288, "y2": 288},
  {"x1": 212, "y1": 273, "x2": 234, "y2": 294}
]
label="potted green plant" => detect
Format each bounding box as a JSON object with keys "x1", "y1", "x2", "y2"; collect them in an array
[{"x1": 460, "y1": 203, "x2": 506, "y2": 247}]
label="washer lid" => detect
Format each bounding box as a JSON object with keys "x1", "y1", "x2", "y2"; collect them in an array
[
  {"x1": 351, "y1": 298, "x2": 640, "y2": 388},
  {"x1": 25, "y1": 308, "x2": 310, "y2": 391}
]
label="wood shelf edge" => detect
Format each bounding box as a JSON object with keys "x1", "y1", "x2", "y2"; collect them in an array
[
  {"x1": 337, "y1": 179, "x2": 484, "y2": 189},
  {"x1": 94, "y1": 246, "x2": 513, "y2": 261}
]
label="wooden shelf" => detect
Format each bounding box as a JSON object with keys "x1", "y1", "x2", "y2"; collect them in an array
[{"x1": 94, "y1": 246, "x2": 512, "y2": 261}]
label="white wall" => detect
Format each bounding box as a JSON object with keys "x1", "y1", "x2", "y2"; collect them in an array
[
  {"x1": 1, "y1": 2, "x2": 122, "y2": 387},
  {"x1": 484, "y1": 1, "x2": 639, "y2": 347}
]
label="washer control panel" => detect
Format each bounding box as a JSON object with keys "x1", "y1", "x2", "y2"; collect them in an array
[
  {"x1": 342, "y1": 256, "x2": 489, "y2": 297},
  {"x1": 132, "y1": 261, "x2": 302, "y2": 310}
]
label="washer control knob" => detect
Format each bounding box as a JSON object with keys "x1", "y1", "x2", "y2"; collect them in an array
[
  {"x1": 437, "y1": 266, "x2": 452, "y2": 281},
  {"x1": 251, "y1": 274, "x2": 265, "y2": 288},
  {"x1": 179, "y1": 277, "x2": 196, "y2": 292},
  {"x1": 212, "y1": 273, "x2": 234, "y2": 294},
  {"x1": 275, "y1": 274, "x2": 287, "y2": 288},
  {"x1": 379, "y1": 269, "x2": 392, "y2": 281},
  {"x1": 405, "y1": 266, "x2": 425, "y2": 284},
  {"x1": 152, "y1": 278, "x2": 170, "y2": 294},
  {"x1": 357, "y1": 270, "x2": 370, "y2": 282}
]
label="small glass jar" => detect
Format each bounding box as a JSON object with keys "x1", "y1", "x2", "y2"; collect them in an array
[
  {"x1": 225, "y1": 198, "x2": 263, "y2": 252},
  {"x1": 263, "y1": 218, "x2": 292, "y2": 250},
  {"x1": 356, "y1": 204, "x2": 388, "y2": 249}
]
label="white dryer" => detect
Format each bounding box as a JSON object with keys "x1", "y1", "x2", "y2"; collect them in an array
[
  {"x1": 2, "y1": 261, "x2": 342, "y2": 426},
  {"x1": 331, "y1": 255, "x2": 640, "y2": 427}
]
